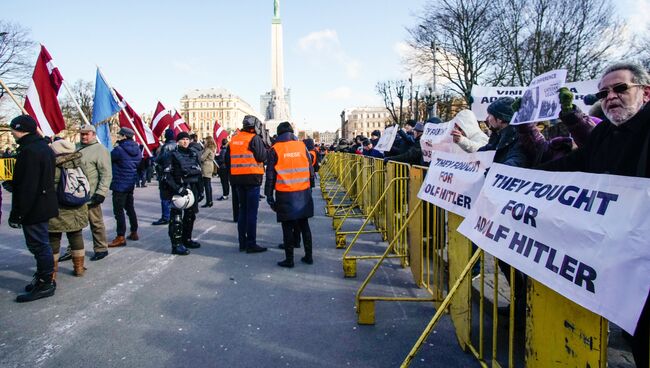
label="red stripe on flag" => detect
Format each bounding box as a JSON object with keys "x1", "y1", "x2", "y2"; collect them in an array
[{"x1": 24, "y1": 45, "x2": 66, "y2": 136}]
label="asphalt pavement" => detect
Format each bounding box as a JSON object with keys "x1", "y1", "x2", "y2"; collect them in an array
[{"x1": 0, "y1": 177, "x2": 478, "y2": 368}]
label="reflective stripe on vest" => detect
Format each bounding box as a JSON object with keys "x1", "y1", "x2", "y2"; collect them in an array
[
  {"x1": 230, "y1": 131, "x2": 264, "y2": 175},
  {"x1": 273, "y1": 140, "x2": 310, "y2": 192},
  {"x1": 309, "y1": 150, "x2": 317, "y2": 166}
]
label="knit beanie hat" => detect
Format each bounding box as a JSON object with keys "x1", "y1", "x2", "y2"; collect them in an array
[
  {"x1": 487, "y1": 97, "x2": 515, "y2": 123},
  {"x1": 51, "y1": 139, "x2": 76, "y2": 155},
  {"x1": 164, "y1": 128, "x2": 175, "y2": 141},
  {"x1": 176, "y1": 132, "x2": 190, "y2": 141},
  {"x1": 277, "y1": 121, "x2": 293, "y2": 135}
]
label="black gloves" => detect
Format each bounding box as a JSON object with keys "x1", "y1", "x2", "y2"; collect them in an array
[
  {"x1": 8, "y1": 212, "x2": 21, "y2": 229},
  {"x1": 90, "y1": 193, "x2": 105, "y2": 205},
  {"x1": 266, "y1": 197, "x2": 276, "y2": 212},
  {"x1": 2, "y1": 181, "x2": 13, "y2": 193},
  {"x1": 178, "y1": 187, "x2": 189, "y2": 196}
]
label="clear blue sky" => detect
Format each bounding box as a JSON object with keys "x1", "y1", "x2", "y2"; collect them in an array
[{"x1": 4, "y1": 0, "x2": 648, "y2": 132}]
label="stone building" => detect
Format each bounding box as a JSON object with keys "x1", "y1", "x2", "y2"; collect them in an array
[
  {"x1": 180, "y1": 88, "x2": 260, "y2": 139},
  {"x1": 340, "y1": 107, "x2": 392, "y2": 140}
]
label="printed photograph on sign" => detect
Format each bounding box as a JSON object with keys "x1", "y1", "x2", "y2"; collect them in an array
[
  {"x1": 374, "y1": 125, "x2": 398, "y2": 152},
  {"x1": 510, "y1": 69, "x2": 567, "y2": 125}
]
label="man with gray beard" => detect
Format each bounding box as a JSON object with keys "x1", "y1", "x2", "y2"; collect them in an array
[{"x1": 539, "y1": 62, "x2": 650, "y2": 368}]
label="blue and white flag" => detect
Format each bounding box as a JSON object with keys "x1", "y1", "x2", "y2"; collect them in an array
[{"x1": 91, "y1": 68, "x2": 120, "y2": 149}]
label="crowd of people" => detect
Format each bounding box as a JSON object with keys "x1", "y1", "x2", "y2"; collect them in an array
[
  {"x1": 1, "y1": 113, "x2": 321, "y2": 302},
  {"x1": 1, "y1": 60, "x2": 648, "y2": 367}
]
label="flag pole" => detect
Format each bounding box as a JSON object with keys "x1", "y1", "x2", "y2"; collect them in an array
[
  {"x1": 97, "y1": 67, "x2": 151, "y2": 156},
  {"x1": 0, "y1": 77, "x2": 46, "y2": 137},
  {"x1": 0, "y1": 78, "x2": 30, "y2": 115},
  {"x1": 61, "y1": 80, "x2": 91, "y2": 126}
]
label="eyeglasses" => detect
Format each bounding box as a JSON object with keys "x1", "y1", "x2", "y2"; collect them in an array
[{"x1": 595, "y1": 83, "x2": 645, "y2": 100}]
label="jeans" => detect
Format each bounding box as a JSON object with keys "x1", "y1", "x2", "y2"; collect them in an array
[
  {"x1": 236, "y1": 185, "x2": 260, "y2": 249},
  {"x1": 231, "y1": 183, "x2": 239, "y2": 222},
  {"x1": 202, "y1": 177, "x2": 213, "y2": 204},
  {"x1": 23, "y1": 222, "x2": 54, "y2": 279},
  {"x1": 113, "y1": 190, "x2": 138, "y2": 236},
  {"x1": 160, "y1": 191, "x2": 171, "y2": 221}
]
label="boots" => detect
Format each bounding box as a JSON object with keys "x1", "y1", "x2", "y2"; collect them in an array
[
  {"x1": 126, "y1": 231, "x2": 139, "y2": 241},
  {"x1": 183, "y1": 239, "x2": 201, "y2": 249},
  {"x1": 172, "y1": 243, "x2": 190, "y2": 255},
  {"x1": 16, "y1": 276, "x2": 56, "y2": 303},
  {"x1": 108, "y1": 236, "x2": 126, "y2": 247},
  {"x1": 72, "y1": 256, "x2": 86, "y2": 277},
  {"x1": 277, "y1": 247, "x2": 294, "y2": 268},
  {"x1": 25, "y1": 256, "x2": 58, "y2": 292}
]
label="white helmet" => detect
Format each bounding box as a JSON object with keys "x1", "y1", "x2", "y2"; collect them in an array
[{"x1": 172, "y1": 190, "x2": 195, "y2": 209}]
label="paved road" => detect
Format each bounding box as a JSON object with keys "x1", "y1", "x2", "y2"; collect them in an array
[{"x1": 0, "y1": 178, "x2": 478, "y2": 368}]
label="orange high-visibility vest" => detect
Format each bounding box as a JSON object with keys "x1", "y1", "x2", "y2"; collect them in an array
[
  {"x1": 230, "y1": 131, "x2": 264, "y2": 176},
  {"x1": 273, "y1": 141, "x2": 310, "y2": 192},
  {"x1": 309, "y1": 149, "x2": 318, "y2": 166}
]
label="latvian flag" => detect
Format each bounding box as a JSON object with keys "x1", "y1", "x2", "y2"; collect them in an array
[
  {"x1": 213, "y1": 120, "x2": 229, "y2": 151},
  {"x1": 114, "y1": 89, "x2": 158, "y2": 156},
  {"x1": 151, "y1": 102, "x2": 174, "y2": 139},
  {"x1": 172, "y1": 111, "x2": 190, "y2": 135},
  {"x1": 24, "y1": 45, "x2": 66, "y2": 137}
]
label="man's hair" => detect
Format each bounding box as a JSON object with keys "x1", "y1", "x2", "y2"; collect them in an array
[{"x1": 601, "y1": 62, "x2": 650, "y2": 86}]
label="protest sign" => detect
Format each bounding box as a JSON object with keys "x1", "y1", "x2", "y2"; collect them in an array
[
  {"x1": 510, "y1": 69, "x2": 567, "y2": 125},
  {"x1": 420, "y1": 121, "x2": 455, "y2": 162},
  {"x1": 471, "y1": 79, "x2": 597, "y2": 121},
  {"x1": 457, "y1": 164, "x2": 650, "y2": 333},
  {"x1": 375, "y1": 125, "x2": 398, "y2": 152},
  {"x1": 417, "y1": 150, "x2": 495, "y2": 217}
]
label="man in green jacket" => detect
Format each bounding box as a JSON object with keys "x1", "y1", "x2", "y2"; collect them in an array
[{"x1": 60, "y1": 124, "x2": 113, "y2": 262}]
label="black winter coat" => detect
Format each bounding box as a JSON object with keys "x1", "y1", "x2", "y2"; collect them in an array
[
  {"x1": 162, "y1": 146, "x2": 202, "y2": 200},
  {"x1": 264, "y1": 132, "x2": 314, "y2": 222},
  {"x1": 110, "y1": 139, "x2": 142, "y2": 192},
  {"x1": 9, "y1": 134, "x2": 58, "y2": 225},
  {"x1": 478, "y1": 125, "x2": 529, "y2": 168},
  {"x1": 386, "y1": 136, "x2": 423, "y2": 165}
]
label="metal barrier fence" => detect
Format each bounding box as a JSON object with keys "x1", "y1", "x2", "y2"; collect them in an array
[
  {"x1": 0, "y1": 158, "x2": 15, "y2": 180},
  {"x1": 319, "y1": 152, "x2": 626, "y2": 368}
]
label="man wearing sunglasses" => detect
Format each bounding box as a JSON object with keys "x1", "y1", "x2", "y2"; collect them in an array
[{"x1": 539, "y1": 62, "x2": 650, "y2": 368}]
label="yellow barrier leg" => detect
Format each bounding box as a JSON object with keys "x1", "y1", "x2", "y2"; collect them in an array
[
  {"x1": 343, "y1": 258, "x2": 357, "y2": 278},
  {"x1": 358, "y1": 299, "x2": 375, "y2": 325},
  {"x1": 336, "y1": 234, "x2": 347, "y2": 249}
]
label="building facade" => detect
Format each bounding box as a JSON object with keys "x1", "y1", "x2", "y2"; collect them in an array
[
  {"x1": 317, "y1": 131, "x2": 338, "y2": 145},
  {"x1": 180, "y1": 88, "x2": 259, "y2": 139},
  {"x1": 340, "y1": 107, "x2": 392, "y2": 140}
]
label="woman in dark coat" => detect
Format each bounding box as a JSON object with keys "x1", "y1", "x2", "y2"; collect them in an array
[{"x1": 264, "y1": 122, "x2": 315, "y2": 268}]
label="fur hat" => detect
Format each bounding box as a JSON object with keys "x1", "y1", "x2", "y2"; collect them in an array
[{"x1": 51, "y1": 139, "x2": 76, "y2": 155}]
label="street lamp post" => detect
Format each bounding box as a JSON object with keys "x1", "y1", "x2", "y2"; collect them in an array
[{"x1": 419, "y1": 25, "x2": 438, "y2": 118}]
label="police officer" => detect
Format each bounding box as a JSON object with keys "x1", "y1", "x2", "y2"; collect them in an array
[
  {"x1": 265, "y1": 122, "x2": 314, "y2": 267},
  {"x1": 163, "y1": 132, "x2": 202, "y2": 255},
  {"x1": 226, "y1": 115, "x2": 268, "y2": 253}
]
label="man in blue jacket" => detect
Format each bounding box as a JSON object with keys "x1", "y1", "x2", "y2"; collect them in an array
[{"x1": 108, "y1": 127, "x2": 142, "y2": 247}]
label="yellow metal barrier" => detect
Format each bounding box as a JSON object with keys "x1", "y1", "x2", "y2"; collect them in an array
[
  {"x1": 340, "y1": 160, "x2": 410, "y2": 278},
  {"x1": 318, "y1": 153, "x2": 626, "y2": 367},
  {"x1": 0, "y1": 158, "x2": 15, "y2": 181}
]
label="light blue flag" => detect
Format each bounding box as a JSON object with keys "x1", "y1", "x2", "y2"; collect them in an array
[{"x1": 92, "y1": 68, "x2": 120, "y2": 149}]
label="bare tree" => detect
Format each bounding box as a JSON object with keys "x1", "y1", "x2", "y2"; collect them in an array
[
  {"x1": 0, "y1": 21, "x2": 35, "y2": 122},
  {"x1": 633, "y1": 26, "x2": 650, "y2": 70},
  {"x1": 406, "y1": 0, "x2": 501, "y2": 104},
  {"x1": 60, "y1": 79, "x2": 94, "y2": 139},
  {"x1": 0, "y1": 21, "x2": 35, "y2": 95},
  {"x1": 375, "y1": 80, "x2": 406, "y2": 126},
  {"x1": 493, "y1": 0, "x2": 625, "y2": 84}
]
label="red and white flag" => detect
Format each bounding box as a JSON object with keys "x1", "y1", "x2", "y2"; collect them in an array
[
  {"x1": 151, "y1": 102, "x2": 173, "y2": 139},
  {"x1": 114, "y1": 89, "x2": 157, "y2": 156},
  {"x1": 213, "y1": 120, "x2": 229, "y2": 151},
  {"x1": 171, "y1": 111, "x2": 190, "y2": 135},
  {"x1": 24, "y1": 45, "x2": 66, "y2": 137}
]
